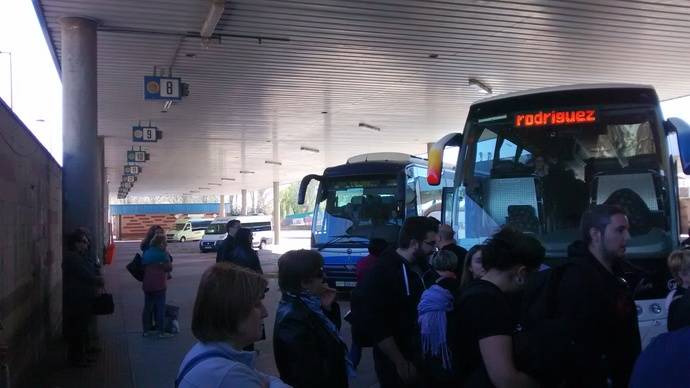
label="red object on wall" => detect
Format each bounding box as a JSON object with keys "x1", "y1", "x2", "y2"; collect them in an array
[{"x1": 104, "y1": 242, "x2": 115, "y2": 265}]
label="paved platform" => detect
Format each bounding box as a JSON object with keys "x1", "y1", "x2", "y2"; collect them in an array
[{"x1": 29, "y1": 233, "x2": 379, "y2": 388}]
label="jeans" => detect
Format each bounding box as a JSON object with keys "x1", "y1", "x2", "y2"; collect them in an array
[{"x1": 142, "y1": 290, "x2": 166, "y2": 332}]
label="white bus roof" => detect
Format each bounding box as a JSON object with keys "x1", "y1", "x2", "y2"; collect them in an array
[
  {"x1": 347, "y1": 152, "x2": 428, "y2": 165},
  {"x1": 474, "y1": 83, "x2": 655, "y2": 105},
  {"x1": 210, "y1": 215, "x2": 272, "y2": 224}
]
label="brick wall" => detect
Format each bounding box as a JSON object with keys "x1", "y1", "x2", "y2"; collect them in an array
[
  {"x1": 113, "y1": 213, "x2": 216, "y2": 240},
  {"x1": 0, "y1": 102, "x2": 62, "y2": 386}
]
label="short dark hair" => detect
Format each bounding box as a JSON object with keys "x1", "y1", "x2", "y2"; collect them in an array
[
  {"x1": 278, "y1": 250, "x2": 324, "y2": 294},
  {"x1": 482, "y1": 227, "x2": 544, "y2": 271},
  {"x1": 398, "y1": 216, "x2": 438, "y2": 249},
  {"x1": 580, "y1": 205, "x2": 627, "y2": 245},
  {"x1": 234, "y1": 228, "x2": 253, "y2": 249},
  {"x1": 368, "y1": 238, "x2": 388, "y2": 256},
  {"x1": 64, "y1": 229, "x2": 88, "y2": 250},
  {"x1": 192, "y1": 263, "x2": 267, "y2": 342},
  {"x1": 226, "y1": 219, "x2": 241, "y2": 230}
]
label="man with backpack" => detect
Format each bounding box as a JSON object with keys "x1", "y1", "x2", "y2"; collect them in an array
[
  {"x1": 519, "y1": 204, "x2": 641, "y2": 388},
  {"x1": 216, "y1": 219, "x2": 241, "y2": 263}
]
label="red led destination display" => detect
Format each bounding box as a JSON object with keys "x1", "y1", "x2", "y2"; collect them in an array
[{"x1": 514, "y1": 109, "x2": 596, "y2": 127}]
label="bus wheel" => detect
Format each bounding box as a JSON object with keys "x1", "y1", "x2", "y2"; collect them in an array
[
  {"x1": 180, "y1": 236, "x2": 186, "y2": 243},
  {"x1": 259, "y1": 240, "x2": 266, "y2": 250}
]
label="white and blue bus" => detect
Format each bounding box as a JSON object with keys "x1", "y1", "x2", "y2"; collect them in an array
[
  {"x1": 298, "y1": 152, "x2": 454, "y2": 290},
  {"x1": 428, "y1": 83, "x2": 690, "y2": 345}
]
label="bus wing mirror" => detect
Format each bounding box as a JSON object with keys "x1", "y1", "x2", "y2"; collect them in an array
[
  {"x1": 428, "y1": 133, "x2": 463, "y2": 186},
  {"x1": 666, "y1": 118, "x2": 690, "y2": 174},
  {"x1": 297, "y1": 174, "x2": 322, "y2": 205}
]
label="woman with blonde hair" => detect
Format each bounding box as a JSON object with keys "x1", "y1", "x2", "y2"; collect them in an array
[
  {"x1": 665, "y1": 249, "x2": 690, "y2": 330},
  {"x1": 176, "y1": 263, "x2": 288, "y2": 387}
]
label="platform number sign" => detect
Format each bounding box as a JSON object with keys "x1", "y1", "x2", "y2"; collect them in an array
[
  {"x1": 127, "y1": 150, "x2": 149, "y2": 163},
  {"x1": 132, "y1": 126, "x2": 162, "y2": 143},
  {"x1": 144, "y1": 76, "x2": 182, "y2": 100},
  {"x1": 124, "y1": 165, "x2": 141, "y2": 175}
]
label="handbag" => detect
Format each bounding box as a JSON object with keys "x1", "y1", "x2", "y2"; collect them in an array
[
  {"x1": 92, "y1": 292, "x2": 115, "y2": 315},
  {"x1": 126, "y1": 253, "x2": 144, "y2": 281}
]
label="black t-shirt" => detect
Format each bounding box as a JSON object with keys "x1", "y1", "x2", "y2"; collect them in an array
[{"x1": 452, "y1": 279, "x2": 514, "y2": 387}]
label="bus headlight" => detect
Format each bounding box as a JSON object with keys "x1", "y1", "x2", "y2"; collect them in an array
[{"x1": 649, "y1": 303, "x2": 662, "y2": 315}]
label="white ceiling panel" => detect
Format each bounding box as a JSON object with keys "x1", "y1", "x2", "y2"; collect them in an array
[{"x1": 36, "y1": 0, "x2": 690, "y2": 196}]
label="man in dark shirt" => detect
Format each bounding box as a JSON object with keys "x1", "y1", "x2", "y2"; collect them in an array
[
  {"x1": 215, "y1": 219, "x2": 241, "y2": 263},
  {"x1": 558, "y1": 205, "x2": 641, "y2": 388},
  {"x1": 356, "y1": 216, "x2": 438, "y2": 387},
  {"x1": 438, "y1": 224, "x2": 468, "y2": 275}
]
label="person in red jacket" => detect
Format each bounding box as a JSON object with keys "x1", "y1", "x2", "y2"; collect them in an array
[{"x1": 356, "y1": 238, "x2": 389, "y2": 283}]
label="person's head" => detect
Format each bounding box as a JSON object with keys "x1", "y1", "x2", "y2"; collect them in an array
[
  {"x1": 668, "y1": 250, "x2": 690, "y2": 288},
  {"x1": 580, "y1": 205, "x2": 630, "y2": 262},
  {"x1": 75, "y1": 227, "x2": 92, "y2": 249},
  {"x1": 438, "y1": 224, "x2": 455, "y2": 244},
  {"x1": 278, "y1": 249, "x2": 325, "y2": 296},
  {"x1": 235, "y1": 228, "x2": 253, "y2": 249},
  {"x1": 482, "y1": 227, "x2": 545, "y2": 293},
  {"x1": 226, "y1": 219, "x2": 241, "y2": 236},
  {"x1": 65, "y1": 229, "x2": 90, "y2": 255},
  {"x1": 150, "y1": 234, "x2": 167, "y2": 250},
  {"x1": 191, "y1": 263, "x2": 268, "y2": 348},
  {"x1": 466, "y1": 244, "x2": 487, "y2": 278},
  {"x1": 368, "y1": 238, "x2": 388, "y2": 257},
  {"x1": 431, "y1": 250, "x2": 458, "y2": 275},
  {"x1": 397, "y1": 216, "x2": 439, "y2": 262},
  {"x1": 142, "y1": 225, "x2": 164, "y2": 248}
]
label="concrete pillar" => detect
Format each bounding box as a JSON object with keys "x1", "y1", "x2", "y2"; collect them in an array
[
  {"x1": 273, "y1": 181, "x2": 281, "y2": 245},
  {"x1": 241, "y1": 189, "x2": 247, "y2": 216},
  {"x1": 219, "y1": 194, "x2": 226, "y2": 217},
  {"x1": 61, "y1": 17, "x2": 99, "y2": 245}
]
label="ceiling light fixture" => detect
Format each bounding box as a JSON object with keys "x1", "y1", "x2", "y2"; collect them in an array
[
  {"x1": 190, "y1": 190, "x2": 200, "y2": 193},
  {"x1": 358, "y1": 122, "x2": 381, "y2": 131},
  {"x1": 200, "y1": 0, "x2": 225, "y2": 38},
  {"x1": 161, "y1": 99, "x2": 173, "y2": 113},
  {"x1": 300, "y1": 146, "x2": 320, "y2": 153},
  {"x1": 208, "y1": 183, "x2": 222, "y2": 186},
  {"x1": 468, "y1": 77, "x2": 492, "y2": 94},
  {"x1": 221, "y1": 177, "x2": 236, "y2": 181},
  {"x1": 240, "y1": 170, "x2": 255, "y2": 174},
  {"x1": 198, "y1": 187, "x2": 211, "y2": 190},
  {"x1": 428, "y1": 54, "x2": 439, "y2": 59},
  {"x1": 265, "y1": 160, "x2": 282, "y2": 166}
]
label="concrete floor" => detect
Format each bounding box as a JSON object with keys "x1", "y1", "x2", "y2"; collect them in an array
[{"x1": 31, "y1": 232, "x2": 379, "y2": 388}]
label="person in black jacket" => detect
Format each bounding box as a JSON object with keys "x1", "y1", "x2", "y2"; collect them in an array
[
  {"x1": 216, "y1": 219, "x2": 241, "y2": 263},
  {"x1": 356, "y1": 216, "x2": 439, "y2": 387},
  {"x1": 273, "y1": 249, "x2": 351, "y2": 388},
  {"x1": 228, "y1": 228, "x2": 263, "y2": 274},
  {"x1": 556, "y1": 205, "x2": 640, "y2": 388},
  {"x1": 63, "y1": 229, "x2": 104, "y2": 366}
]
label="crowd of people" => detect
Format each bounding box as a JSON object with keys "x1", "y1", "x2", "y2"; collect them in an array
[{"x1": 64, "y1": 205, "x2": 690, "y2": 386}]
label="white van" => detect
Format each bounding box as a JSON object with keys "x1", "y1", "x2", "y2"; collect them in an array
[
  {"x1": 199, "y1": 215, "x2": 273, "y2": 253},
  {"x1": 166, "y1": 219, "x2": 212, "y2": 242}
]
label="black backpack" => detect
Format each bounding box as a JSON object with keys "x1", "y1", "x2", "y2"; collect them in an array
[
  {"x1": 126, "y1": 253, "x2": 144, "y2": 281},
  {"x1": 513, "y1": 263, "x2": 578, "y2": 385},
  {"x1": 348, "y1": 285, "x2": 376, "y2": 347}
]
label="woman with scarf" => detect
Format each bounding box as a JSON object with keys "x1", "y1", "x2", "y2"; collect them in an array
[
  {"x1": 418, "y1": 249, "x2": 460, "y2": 387},
  {"x1": 273, "y1": 250, "x2": 353, "y2": 388}
]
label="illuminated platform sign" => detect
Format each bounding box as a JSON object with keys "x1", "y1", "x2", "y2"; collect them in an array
[
  {"x1": 133, "y1": 126, "x2": 162, "y2": 142},
  {"x1": 514, "y1": 109, "x2": 596, "y2": 128},
  {"x1": 144, "y1": 76, "x2": 182, "y2": 100},
  {"x1": 127, "y1": 150, "x2": 150, "y2": 163},
  {"x1": 124, "y1": 165, "x2": 141, "y2": 175}
]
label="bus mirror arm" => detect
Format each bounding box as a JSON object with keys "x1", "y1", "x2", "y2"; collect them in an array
[
  {"x1": 298, "y1": 174, "x2": 322, "y2": 205},
  {"x1": 666, "y1": 117, "x2": 690, "y2": 175}
]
